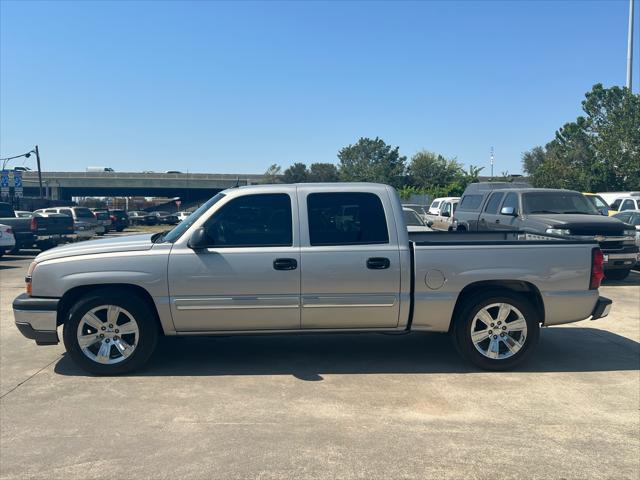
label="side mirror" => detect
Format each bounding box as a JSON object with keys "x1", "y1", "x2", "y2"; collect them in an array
[
  {"x1": 500, "y1": 206, "x2": 517, "y2": 216},
  {"x1": 441, "y1": 210, "x2": 450, "y2": 217},
  {"x1": 188, "y1": 227, "x2": 209, "y2": 249},
  {"x1": 426, "y1": 220, "x2": 434, "y2": 227}
]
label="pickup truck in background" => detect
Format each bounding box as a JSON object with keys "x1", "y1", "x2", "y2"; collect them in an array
[
  {"x1": 425, "y1": 197, "x2": 459, "y2": 231},
  {"x1": 0, "y1": 202, "x2": 75, "y2": 253},
  {"x1": 453, "y1": 184, "x2": 639, "y2": 280},
  {"x1": 13, "y1": 183, "x2": 611, "y2": 375}
]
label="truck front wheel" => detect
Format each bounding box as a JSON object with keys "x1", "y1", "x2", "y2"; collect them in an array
[
  {"x1": 453, "y1": 291, "x2": 540, "y2": 371},
  {"x1": 63, "y1": 290, "x2": 159, "y2": 375}
]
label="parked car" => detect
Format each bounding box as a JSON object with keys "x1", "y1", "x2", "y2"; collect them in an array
[
  {"x1": 128, "y1": 211, "x2": 158, "y2": 226},
  {"x1": 0, "y1": 202, "x2": 75, "y2": 252},
  {"x1": 14, "y1": 211, "x2": 33, "y2": 218},
  {"x1": 165, "y1": 170, "x2": 182, "y2": 174},
  {"x1": 109, "y1": 209, "x2": 129, "y2": 232},
  {"x1": 583, "y1": 193, "x2": 610, "y2": 216},
  {"x1": 35, "y1": 207, "x2": 99, "y2": 239},
  {"x1": 0, "y1": 223, "x2": 15, "y2": 257},
  {"x1": 454, "y1": 183, "x2": 639, "y2": 280},
  {"x1": 612, "y1": 210, "x2": 640, "y2": 263},
  {"x1": 428, "y1": 196, "x2": 460, "y2": 215},
  {"x1": 13, "y1": 166, "x2": 31, "y2": 172},
  {"x1": 401, "y1": 203, "x2": 429, "y2": 221},
  {"x1": 596, "y1": 191, "x2": 640, "y2": 206},
  {"x1": 13, "y1": 183, "x2": 611, "y2": 375},
  {"x1": 150, "y1": 211, "x2": 179, "y2": 225},
  {"x1": 91, "y1": 210, "x2": 113, "y2": 235},
  {"x1": 426, "y1": 198, "x2": 459, "y2": 231},
  {"x1": 608, "y1": 196, "x2": 640, "y2": 215},
  {"x1": 176, "y1": 211, "x2": 191, "y2": 222},
  {"x1": 402, "y1": 207, "x2": 431, "y2": 232}
]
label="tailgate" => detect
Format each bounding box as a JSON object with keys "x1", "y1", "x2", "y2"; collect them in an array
[{"x1": 33, "y1": 215, "x2": 75, "y2": 235}]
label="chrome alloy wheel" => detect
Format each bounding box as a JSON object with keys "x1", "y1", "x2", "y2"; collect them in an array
[
  {"x1": 470, "y1": 303, "x2": 528, "y2": 360},
  {"x1": 76, "y1": 305, "x2": 139, "y2": 365}
]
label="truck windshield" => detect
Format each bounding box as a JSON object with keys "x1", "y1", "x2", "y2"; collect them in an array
[
  {"x1": 162, "y1": 193, "x2": 225, "y2": 243},
  {"x1": 522, "y1": 193, "x2": 599, "y2": 215}
]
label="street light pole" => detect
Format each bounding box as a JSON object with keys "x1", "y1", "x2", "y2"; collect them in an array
[
  {"x1": 627, "y1": 0, "x2": 635, "y2": 91},
  {"x1": 35, "y1": 145, "x2": 43, "y2": 199}
]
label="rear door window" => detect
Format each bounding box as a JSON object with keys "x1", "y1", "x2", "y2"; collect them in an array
[
  {"x1": 483, "y1": 193, "x2": 505, "y2": 214},
  {"x1": 307, "y1": 192, "x2": 389, "y2": 246}
]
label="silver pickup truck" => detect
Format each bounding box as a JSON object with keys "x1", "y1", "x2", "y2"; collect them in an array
[{"x1": 13, "y1": 183, "x2": 612, "y2": 375}]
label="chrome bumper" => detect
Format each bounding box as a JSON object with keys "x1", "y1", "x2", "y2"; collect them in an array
[{"x1": 13, "y1": 294, "x2": 59, "y2": 345}]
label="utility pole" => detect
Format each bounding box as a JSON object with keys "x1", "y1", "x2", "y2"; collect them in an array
[
  {"x1": 35, "y1": 145, "x2": 43, "y2": 199},
  {"x1": 490, "y1": 146, "x2": 494, "y2": 178},
  {"x1": 628, "y1": 0, "x2": 635, "y2": 90}
]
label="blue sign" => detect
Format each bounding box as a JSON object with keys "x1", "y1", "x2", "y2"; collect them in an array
[
  {"x1": 13, "y1": 172, "x2": 22, "y2": 188},
  {"x1": 0, "y1": 171, "x2": 8, "y2": 187}
]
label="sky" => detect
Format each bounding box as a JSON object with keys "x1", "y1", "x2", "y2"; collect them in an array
[{"x1": 1, "y1": 0, "x2": 638, "y2": 176}]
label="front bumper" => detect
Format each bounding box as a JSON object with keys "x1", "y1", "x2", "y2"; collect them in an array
[
  {"x1": 13, "y1": 294, "x2": 59, "y2": 345},
  {"x1": 602, "y1": 247, "x2": 639, "y2": 270},
  {"x1": 590, "y1": 296, "x2": 612, "y2": 321}
]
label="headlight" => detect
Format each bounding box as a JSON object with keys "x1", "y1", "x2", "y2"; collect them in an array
[
  {"x1": 545, "y1": 228, "x2": 571, "y2": 236},
  {"x1": 623, "y1": 229, "x2": 637, "y2": 238}
]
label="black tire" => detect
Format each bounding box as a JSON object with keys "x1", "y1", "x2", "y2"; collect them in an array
[
  {"x1": 604, "y1": 269, "x2": 630, "y2": 281},
  {"x1": 63, "y1": 289, "x2": 159, "y2": 375},
  {"x1": 116, "y1": 227, "x2": 124, "y2": 232},
  {"x1": 453, "y1": 290, "x2": 540, "y2": 371},
  {"x1": 0, "y1": 248, "x2": 4, "y2": 258},
  {"x1": 9, "y1": 244, "x2": 21, "y2": 254}
]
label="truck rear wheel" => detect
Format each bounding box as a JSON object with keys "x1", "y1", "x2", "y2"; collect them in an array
[
  {"x1": 63, "y1": 289, "x2": 158, "y2": 375},
  {"x1": 453, "y1": 291, "x2": 540, "y2": 371}
]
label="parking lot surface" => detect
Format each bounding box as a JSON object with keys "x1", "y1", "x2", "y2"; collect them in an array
[{"x1": 1, "y1": 246, "x2": 639, "y2": 480}]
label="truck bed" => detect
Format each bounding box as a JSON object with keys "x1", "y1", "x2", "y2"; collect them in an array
[{"x1": 407, "y1": 230, "x2": 600, "y2": 332}]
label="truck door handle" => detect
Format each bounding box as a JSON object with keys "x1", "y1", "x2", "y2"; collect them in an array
[
  {"x1": 367, "y1": 257, "x2": 390, "y2": 270},
  {"x1": 273, "y1": 258, "x2": 297, "y2": 270},
  {"x1": 495, "y1": 219, "x2": 500, "y2": 224}
]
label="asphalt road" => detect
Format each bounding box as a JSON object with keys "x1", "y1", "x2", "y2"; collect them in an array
[{"x1": 1, "y1": 246, "x2": 639, "y2": 480}]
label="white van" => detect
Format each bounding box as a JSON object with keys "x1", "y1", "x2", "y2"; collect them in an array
[{"x1": 428, "y1": 196, "x2": 459, "y2": 215}]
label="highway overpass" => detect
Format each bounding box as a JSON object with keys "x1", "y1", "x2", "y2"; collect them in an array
[{"x1": 19, "y1": 171, "x2": 265, "y2": 201}]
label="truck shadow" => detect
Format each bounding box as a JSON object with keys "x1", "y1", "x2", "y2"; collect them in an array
[{"x1": 54, "y1": 327, "x2": 640, "y2": 379}]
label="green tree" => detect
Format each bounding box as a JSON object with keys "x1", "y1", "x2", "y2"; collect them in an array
[
  {"x1": 525, "y1": 84, "x2": 640, "y2": 191},
  {"x1": 282, "y1": 162, "x2": 308, "y2": 183},
  {"x1": 407, "y1": 150, "x2": 462, "y2": 189},
  {"x1": 521, "y1": 146, "x2": 546, "y2": 176},
  {"x1": 261, "y1": 164, "x2": 282, "y2": 184},
  {"x1": 308, "y1": 163, "x2": 339, "y2": 182},
  {"x1": 338, "y1": 137, "x2": 406, "y2": 188}
]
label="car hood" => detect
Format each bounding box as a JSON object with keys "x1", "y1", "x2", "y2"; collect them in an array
[
  {"x1": 527, "y1": 214, "x2": 627, "y2": 234},
  {"x1": 34, "y1": 233, "x2": 155, "y2": 263}
]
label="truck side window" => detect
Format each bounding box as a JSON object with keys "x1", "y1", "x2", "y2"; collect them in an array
[
  {"x1": 621, "y1": 199, "x2": 635, "y2": 211},
  {"x1": 458, "y1": 195, "x2": 483, "y2": 211},
  {"x1": 203, "y1": 193, "x2": 292, "y2": 247},
  {"x1": 501, "y1": 193, "x2": 518, "y2": 214},
  {"x1": 307, "y1": 192, "x2": 389, "y2": 246},
  {"x1": 484, "y1": 193, "x2": 504, "y2": 214}
]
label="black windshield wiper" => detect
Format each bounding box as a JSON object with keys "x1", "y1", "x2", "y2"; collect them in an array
[
  {"x1": 561, "y1": 211, "x2": 593, "y2": 215},
  {"x1": 528, "y1": 210, "x2": 560, "y2": 214}
]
